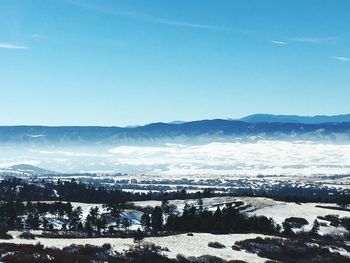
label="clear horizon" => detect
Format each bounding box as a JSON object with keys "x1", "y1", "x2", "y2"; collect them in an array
[{"x1": 1, "y1": 0, "x2": 350, "y2": 126}]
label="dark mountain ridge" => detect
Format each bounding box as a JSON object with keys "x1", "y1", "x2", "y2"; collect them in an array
[
  {"x1": 1, "y1": 118, "x2": 350, "y2": 145},
  {"x1": 240, "y1": 114, "x2": 350, "y2": 124}
]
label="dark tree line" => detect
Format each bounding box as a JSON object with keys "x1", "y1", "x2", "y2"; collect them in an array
[
  {"x1": 140, "y1": 200, "x2": 280, "y2": 235},
  {"x1": 0, "y1": 178, "x2": 349, "y2": 206},
  {"x1": 0, "y1": 178, "x2": 214, "y2": 203}
]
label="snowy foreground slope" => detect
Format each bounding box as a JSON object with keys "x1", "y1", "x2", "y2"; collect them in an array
[
  {"x1": 36, "y1": 197, "x2": 350, "y2": 234},
  {"x1": 32, "y1": 197, "x2": 350, "y2": 236},
  {"x1": 133, "y1": 196, "x2": 350, "y2": 236},
  {"x1": 0, "y1": 197, "x2": 349, "y2": 262},
  {"x1": 2, "y1": 232, "x2": 269, "y2": 262}
]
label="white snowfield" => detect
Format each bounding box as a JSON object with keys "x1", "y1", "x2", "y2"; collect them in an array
[
  {"x1": 3, "y1": 232, "x2": 269, "y2": 263},
  {"x1": 2, "y1": 140, "x2": 350, "y2": 176},
  {"x1": 146, "y1": 233, "x2": 269, "y2": 262},
  {"x1": 243, "y1": 198, "x2": 350, "y2": 232}
]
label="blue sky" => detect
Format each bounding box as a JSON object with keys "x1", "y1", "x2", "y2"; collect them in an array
[{"x1": 0, "y1": 0, "x2": 349, "y2": 126}]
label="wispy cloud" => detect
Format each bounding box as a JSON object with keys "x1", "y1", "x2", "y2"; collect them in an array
[
  {"x1": 66, "y1": 0, "x2": 224, "y2": 31},
  {"x1": 332, "y1": 56, "x2": 350, "y2": 62},
  {"x1": 270, "y1": 36, "x2": 337, "y2": 47},
  {"x1": 0, "y1": 43, "x2": 28, "y2": 49},
  {"x1": 144, "y1": 16, "x2": 220, "y2": 30},
  {"x1": 288, "y1": 36, "x2": 336, "y2": 44},
  {"x1": 270, "y1": 40, "x2": 287, "y2": 45}
]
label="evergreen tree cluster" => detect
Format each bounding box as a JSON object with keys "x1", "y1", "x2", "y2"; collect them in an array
[
  {"x1": 144, "y1": 200, "x2": 280, "y2": 235},
  {"x1": 0, "y1": 178, "x2": 214, "y2": 203},
  {"x1": 0, "y1": 200, "x2": 81, "y2": 231}
]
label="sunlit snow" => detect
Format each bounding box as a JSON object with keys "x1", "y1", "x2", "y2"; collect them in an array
[{"x1": 1, "y1": 140, "x2": 350, "y2": 176}]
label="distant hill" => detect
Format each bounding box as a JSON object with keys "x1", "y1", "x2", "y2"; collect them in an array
[
  {"x1": 9, "y1": 164, "x2": 55, "y2": 174},
  {"x1": 240, "y1": 114, "x2": 350, "y2": 124},
  {"x1": 0, "y1": 164, "x2": 56, "y2": 176},
  {"x1": 0, "y1": 118, "x2": 350, "y2": 145}
]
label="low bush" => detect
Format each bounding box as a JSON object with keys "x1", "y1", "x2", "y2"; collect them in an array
[
  {"x1": 231, "y1": 245, "x2": 240, "y2": 251},
  {"x1": 284, "y1": 217, "x2": 309, "y2": 228},
  {"x1": 208, "y1": 242, "x2": 226, "y2": 249},
  {"x1": 19, "y1": 232, "x2": 35, "y2": 240},
  {"x1": 0, "y1": 232, "x2": 12, "y2": 240},
  {"x1": 235, "y1": 237, "x2": 350, "y2": 263},
  {"x1": 178, "y1": 255, "x2": 226, "y2": 263}
]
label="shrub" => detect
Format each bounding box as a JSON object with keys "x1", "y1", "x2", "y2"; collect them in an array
[
  {"x1": 208, "y1": 242, "x2": 226, "y2": 249},
  {"x1": 0, "y1": 232, "x2": 12, "y2": 240},
  {"x1": 0, "y1": 224, "x2": 12, "y2": 240},
  {"x1": 102, "y1": 243, "x2": 112, "y2": 251},
  {"x1": 19, "y1": 232, "x2": 35, "y2": 240},
  {"x1": 285, "y1": 217, "x2": 309, "y2": 228},
  {"x1": 176, "y1": 254, "x2": 190, "y2": 263},
  {"x1": 178, "y1": 255, "x2": 226, "y2": 263},
  {"x1": 195, "y1": 255, "x2": 226, "y2": 263},
  {"x1": 235, "y1": 237, "x2": 350, "y2": 263},
  {"x1": 231, "y1": 245, "x2": 241, "y2": 251}
]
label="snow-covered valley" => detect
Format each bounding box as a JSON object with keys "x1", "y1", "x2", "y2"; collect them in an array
[{"x1": 1, "y1": 140, "x2": 350, "y2": 177}]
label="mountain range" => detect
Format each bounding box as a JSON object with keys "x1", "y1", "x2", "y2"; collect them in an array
[
  {"x1": 240, "y1": 114, "x2": 350, "y2": 124},
  {"x1": 0, "y1": 114, "x2": 350, "y2": 145}
]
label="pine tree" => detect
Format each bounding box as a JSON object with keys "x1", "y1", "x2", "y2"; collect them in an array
[
  {"x1": 104, "y1": 203, "x2": 123, "y2": 228},
  {"x1": 96, "y1": 214, "x2": 108, "y2": 234},
  {"x1": 84, "y1": 206, "x2": 100, "y2": 235},
  {"x1": 42, "y1": 217, "x2": 49, "y2": 230},
  {"x1": 133, "y1": 228, "x2": 144, "y2": 246},
  {"x1": 310, "y1": 219, "x2": 320, "y2": 236},
  {"x1": 151, "y1": 206, "x2": 163, "y2": 231},
  {"x1": 122, "y1": 218, "x2": 131, "y2": 231},
  {"x1": 160, "y1": 198, "x2": 176, "y2": 215},
  {"x1": 141, "y1": 212, "x2": 151, "y2": 230},
  {"x1": 282, "y1": 222, "x2": 293, "y2": 235},
  {"x1": 69, "y1": 206, "x2": 83, "y2": 231},
  {"x1": 197, "y1": 199, "x2": 204, "y2": 214},
  {"x1": 26, "y1": 213, "x2": 40, "y2": 230},
  {"x1": 213, "y1": 207, "x2": 222, "y2": 232}
]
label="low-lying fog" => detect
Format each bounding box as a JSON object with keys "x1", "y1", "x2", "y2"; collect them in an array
[{"x1": 1, "y1": 140, "x2": 350, "y2": 176}]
